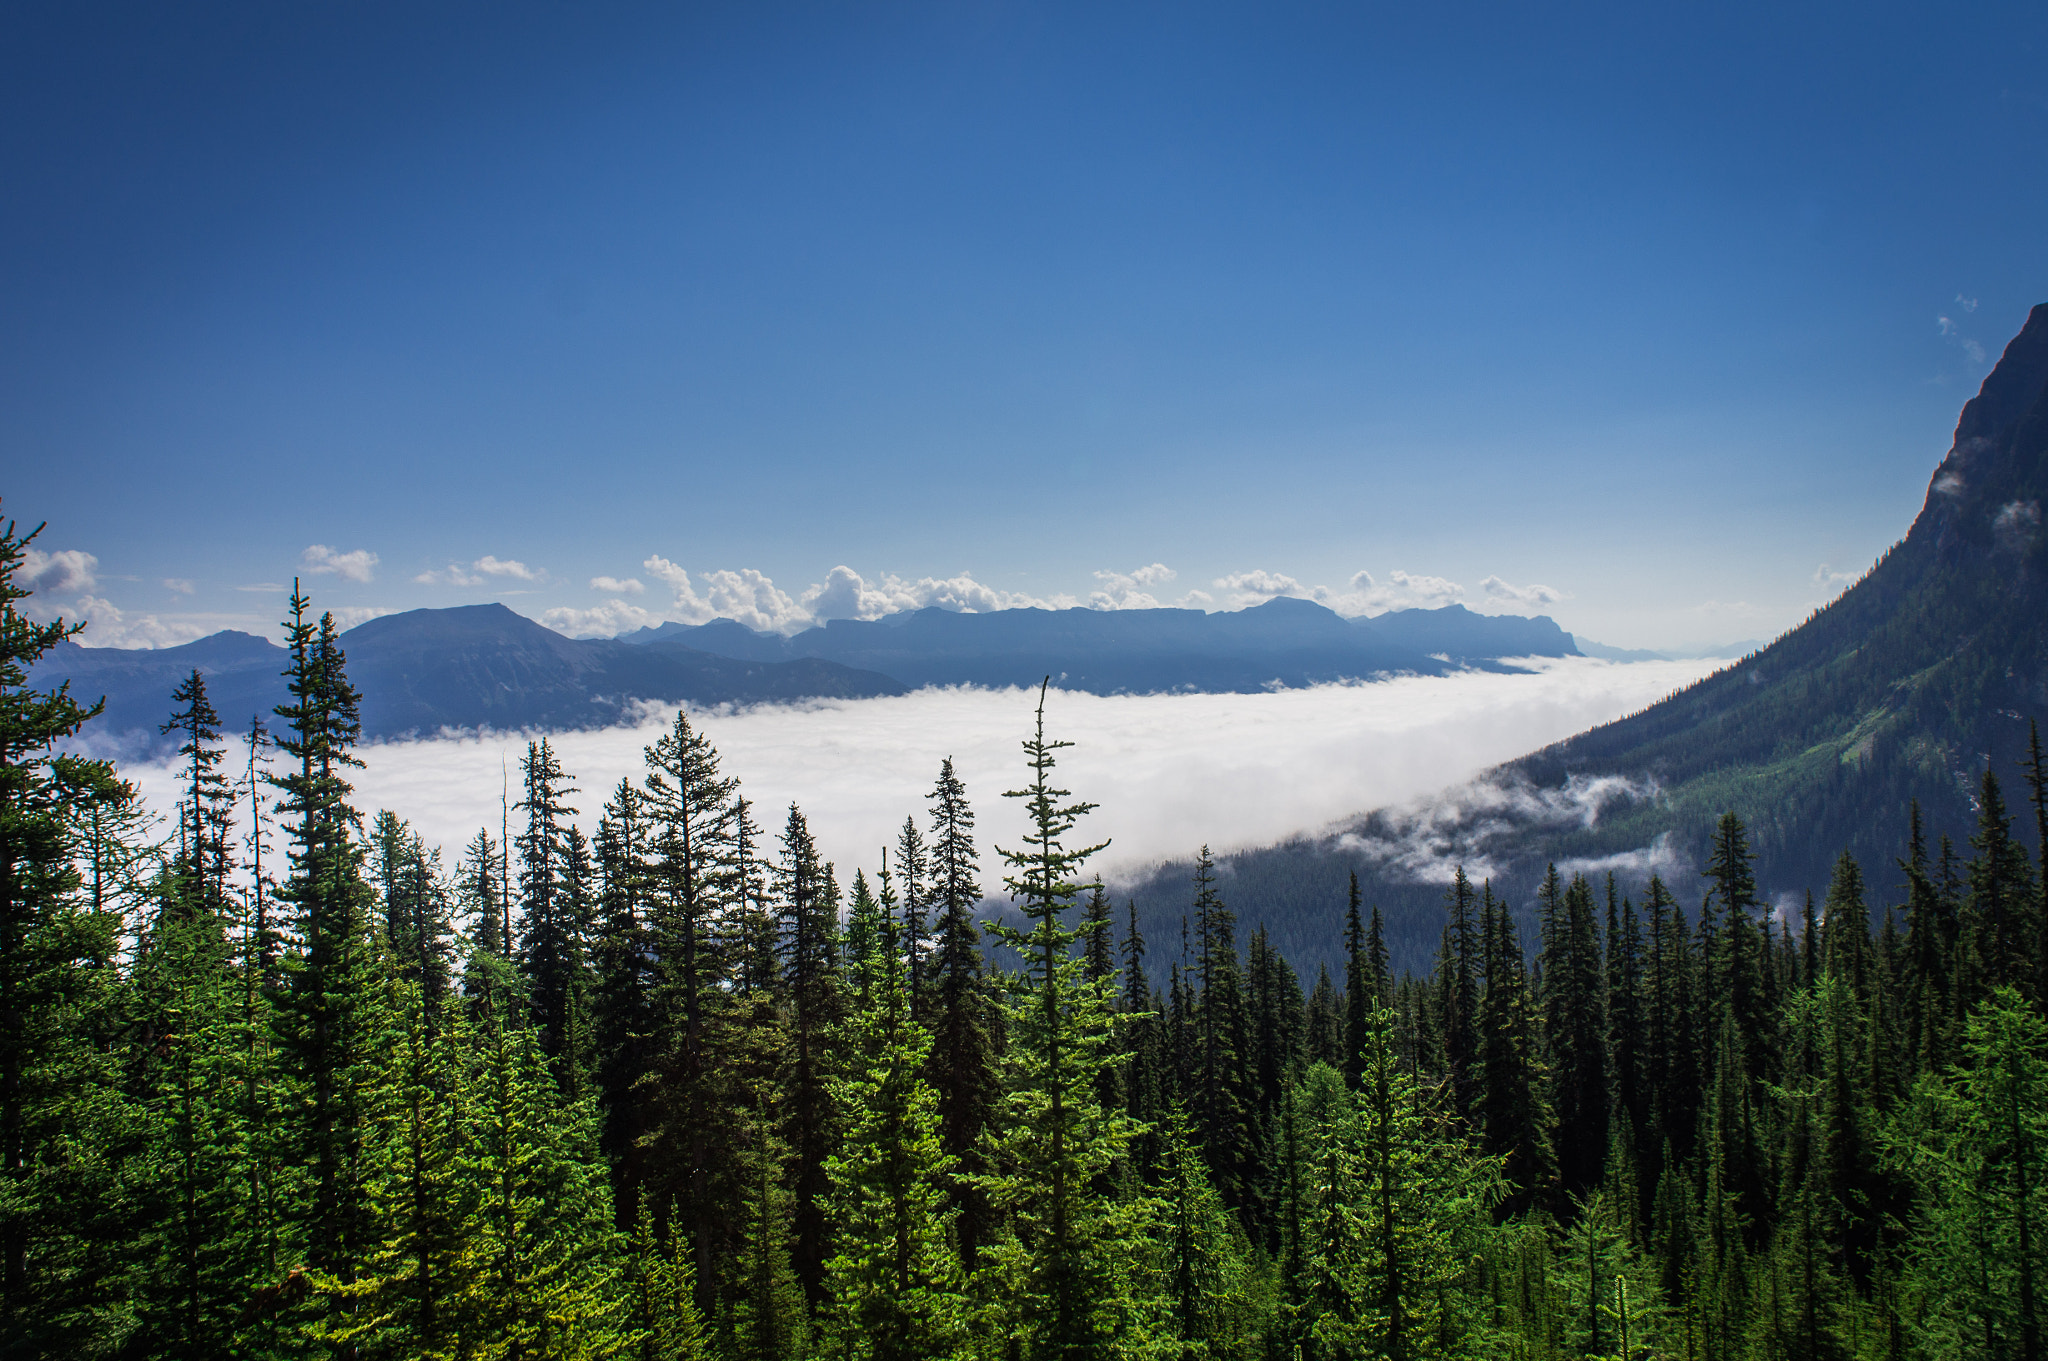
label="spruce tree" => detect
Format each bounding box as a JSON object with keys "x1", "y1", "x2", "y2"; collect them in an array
[
  {"x1": 516, "y1": 738, "x2": 586, "y2": 1082},
  {"x1": 819, "y1": 911, "x2": 966, "y2": 1361},
  {"x1": 923, "y1": 756, "x2": 996, "y2": 1262},
  {"x1": 160, "y1": 668, "x2": 230, "y2": 917},
  {"x1": 979, "y1": 681, "x2": 1148, "y2": 1357},
  {"x1": 268, "y1": 586, "x2": 380, "y2": 1285}
]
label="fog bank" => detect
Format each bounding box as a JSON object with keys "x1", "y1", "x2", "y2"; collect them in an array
[{"x1": 127, "y1": 657, "x2": 1723, "y2": 889}]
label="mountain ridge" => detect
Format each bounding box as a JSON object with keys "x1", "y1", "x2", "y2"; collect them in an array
[{"x1": 1114, "y1": 302, "x2": 2048, "y2": 979}]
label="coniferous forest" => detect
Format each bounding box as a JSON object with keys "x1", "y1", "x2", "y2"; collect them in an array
[{"x1": 8, "y1": 509, "x2": 2048, "y2": 1361}]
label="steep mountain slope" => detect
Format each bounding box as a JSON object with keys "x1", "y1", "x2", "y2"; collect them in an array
[{"x1": 1119, "y1": 304, "x2": 2048, "y2": 979}]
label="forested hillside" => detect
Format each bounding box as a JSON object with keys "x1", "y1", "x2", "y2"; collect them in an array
[
  {"x1": 1120, "y1": 304, "x2": 2048, "y2": 981},
  {"x1": 10, "y1": 514, "x2": 2048, "y2": 1360}
]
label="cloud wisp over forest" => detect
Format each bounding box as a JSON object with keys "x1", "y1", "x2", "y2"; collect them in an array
[{"x1": 126, "y1": 656, "x2": 1721, "y2": 889}]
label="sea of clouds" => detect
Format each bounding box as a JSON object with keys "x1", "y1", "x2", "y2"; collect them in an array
[{"x1": 125, "y1": 656, "x2": 1723, "y2": 889}]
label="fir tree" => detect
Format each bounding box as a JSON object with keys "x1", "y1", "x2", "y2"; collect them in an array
[
  {"x1": 924, "y1": 756, "x2": 996, "y2": 1262},
  {"x1": 979, "y1": 681, "x2": 1149, "y2": 1358}
]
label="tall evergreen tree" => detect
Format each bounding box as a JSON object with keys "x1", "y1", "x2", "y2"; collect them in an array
[
  {"x1": 267, "y1": 586, "x2": 379, "y2": 1285},
  {"x1": 923, "y1": 756, "x2": 996, "y2": 1262},
  {"x1": 979, "y1": 682, "x2": 1149, "y2": 1357},
  {"x1": 516, "y1": 738, "x2": 585, "y2": 1080}
]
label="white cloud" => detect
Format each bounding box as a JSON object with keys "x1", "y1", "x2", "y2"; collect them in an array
[
  {"x1": 1214, "y1": 570, "x2": 1306, "y2": 607},
  {"x1": 121, "y1": 656, "x2": 1723, "y2": 893},
  {"x1": 1089, "y1": 564, "x2": 1177, "y2": 610},
  {"x1": 591, "y1": 575, "x2": 645, "y2": 595},
  {"x1": 1957, "y1": 294, "x2": 1979, "y2": 313},
  {"x1": 1995, "y1": 499, "x2": 2042, "y2": 553},
  {"x1": 416, "y1": 555, "x2": 543, "y2": 588},
  {"x1": 1811, "y1": 563, "x2": 1857, "y2": 591},
  {"x1": 303, "y1": 544, "x2": 379, "y2": 583},
  {"x1": 331, "y1": 605, "x2": 397, "y2": 630},
  {"x1": 236, "y1": 582, "x2": 287, "y2": 593},
  {"x1": 1938, "y1": 314, "x2": 1987, "y2": 366},
  {"x1": 163, "y1": 578, "x2": 195, "y2": 594},
  {"x1": 415, "y1": 566, "x2": 483, "y2": 587},
  {"x1": 541, "y1": 599, "x2": 666, "y2": 638},
  {"x1": 1337, "y1": 770, "x2": 1665, "y2": 885},
  {"x1": 69, "y1": 596, "x2": 238, "y2": 649},
  {"x1": 475, "y1": 555, "x2": 541, "y2": 581},
  {"x1": 1479, "y1": 575, "x2": 1563, "y2": 609},
  {"x1": 1302, "y1": 569, "x2": 1470, "y2": 617},
  {"x1": 21, "y1": 547, "x2": 98, "y2": 594},
  {"x1": 1554, "y1": 833, "x2": 1687, "y2": 883}
]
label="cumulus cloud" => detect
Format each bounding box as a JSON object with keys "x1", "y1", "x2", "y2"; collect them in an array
[
  {"x1": 70, "y1": 596, "x2": 242, "y2": 649},
  {"x1": 21, "y1": 547, "x2": 98, "y2": 594},
  {"x1": 303, "y1": 544, "x2": 379, "y2": 583},
  {"x1": 121, "y1": 656, "x2": 1723, "y2": 892},
  {"x1": 331, "y1": 605, "x2": 397, "y2": 629},
  {"x1": 475, "y1": 555, "x2": 541, "y2": 581},
  {"x1": 1479, "y1": 575, "x2": 1564, "y2": 608},
  {"x1": 1301, "y1": 569, "x2": 1469, "y2": 616},
  {"x1": 591, "y1": 576, "x2": 645, "y2": 595},
  {"x1": 417, "y1": 555, "x2": 544, "y2": 588},
  {"x1": 415, "y1": 565, "x2": 484, "y2": 587},
  {"x1": 1214, "y1": 570, "x2": 1306, "y2": 607},
  {"x1": 541, "y1": 599, "x2": 665, "y2": 638},
  {"x1": 1090, "y1": 564, "x2": 1177, "y2": 610},
  {"x1": 163, "y1": 578, "x2": 195, "y2": 594}
]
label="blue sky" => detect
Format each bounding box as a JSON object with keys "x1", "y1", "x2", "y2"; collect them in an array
[{"x1": 7, "y1": 0, "x2": 2045, "y2": 650}]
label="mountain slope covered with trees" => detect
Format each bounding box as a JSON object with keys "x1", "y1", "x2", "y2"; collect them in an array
[
  {"x1": 9, "y1": 500, "x2": 2048, "y2": 1359},
  {"x1": 1117, "y1": 304, "x2": 2048, "y2": 981}
]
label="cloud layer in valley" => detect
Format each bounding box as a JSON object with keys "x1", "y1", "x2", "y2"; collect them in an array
[{"x1": 126, "y1": 656, "x2": 1723, "y2": 893}]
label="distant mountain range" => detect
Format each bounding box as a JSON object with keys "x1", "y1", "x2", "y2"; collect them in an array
[
  {"x1": 35, "y1": 595, "x2": 1581, "y2": 753},
  {"x1": 35, "y1": 605, "x2": 905, "y2": 752},
  {"x1": 1119, "y1": 302, "x2": 2048, "y2": 980}
]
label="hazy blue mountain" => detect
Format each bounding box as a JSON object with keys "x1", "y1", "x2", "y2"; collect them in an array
[
  {"x1": 1362, "y1": 603, "x2": 1578, "y2": 662},
  {"x1": 626, "y1": 596, "x2": 1579, "y2": 693},
  {"x1": 36, "y1": 603, "x2": 903, "y2": 753},
  {"x1": 32, "y1": 630, "x2": 290, "y2": 752},
  {"x1": 1119, "y1": 303, "x2": 2048, "y2": 980}
]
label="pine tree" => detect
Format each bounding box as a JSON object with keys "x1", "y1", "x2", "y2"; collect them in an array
[
  {"x1": 819, "y1": 910, "x2": 967, "y2": 1361},
  {"x1": 1437, "y1": 865, "x2": 1481, "y2": 1124},
  {"x1": 1887, "y1": 986, "x2": 2048, "y2": 1361},
  {"x1": 160, "y1": 668, "x2": 231, "y2": 917},
  {"x1": 1477, "y1": 881, "x2": 1553, "y2": 1217},
  {"x1": 594, "y1": 780, "x2": 657, "y2": 1228},
  {"x1": 1155, "y1": 1102, "x2": 1256, "y2": 1358},
  {"x1": 1343, "y1": 872, "x2": 1372, "y2": 1089},
  {"x1": 516, "y1": 738, "x2": 587, "y2": 1083},
  {"x1": 1548, "y1": 873, "x2": 1609, "y2": 1204},
  {"x1": 1191, "y1": 845, "x2": 1253, "y2": 1215},
  {"x1": 1969, "y1": 770, "x2": 2040, "y2": 997},
  {"x1": 268, "y1": 586, "x2": 381, "y2": 1287},
  {"x1": 979, "y1": 681, "x2": 1149, "y2": 1358},
  {"x1": 451, "y1": 991, "x2": 623, "y2": 1357},
  {"x1": 776, "y1": 803, "x2": 844, "y2": 1310},
  {"x1": 896, "y1": 816, "x2": 930, "y2": 1022},
  {"x1": 924, "y1": 756, "x2": 997, "y2": 1263}
]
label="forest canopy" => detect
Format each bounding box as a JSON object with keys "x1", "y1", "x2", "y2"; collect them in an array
[{"x1": 6, "y1": 513, "x2": 2048, "y2": 1361}]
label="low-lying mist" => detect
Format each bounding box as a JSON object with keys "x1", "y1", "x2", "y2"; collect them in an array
[{"x1": 126, "y1": 657, "x2": 1723, "y2": 888}]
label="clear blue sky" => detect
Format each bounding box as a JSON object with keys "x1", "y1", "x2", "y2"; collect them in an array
[{"x1": 7, "y1": 0, "x2": 2045, "y2": 649}]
